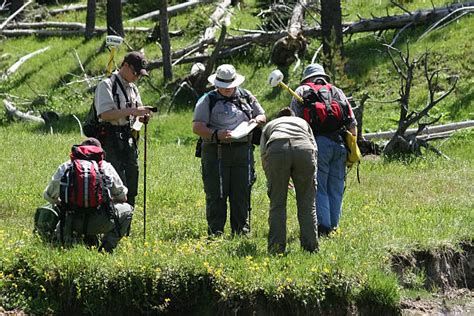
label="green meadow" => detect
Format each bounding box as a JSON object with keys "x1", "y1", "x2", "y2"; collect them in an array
[{"x1": 0, "y1": 0, "x2": 473, "y2": 314}]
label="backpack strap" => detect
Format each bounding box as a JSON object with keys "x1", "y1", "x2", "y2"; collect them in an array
[
  {"x1": 317, "y1": 85, "x2": 334, "y2": 116},
  {"x1": 207, "y1": 88, "x2": 254, "y2": 120},
  {"x1": 330, "y1": 86, "x2": 352, "y2": 125},
  {"x1": 236, "y1": 87, "x2": 253, "y2": 120},
  {"x1": 207, "y1": 90, "x2": 219, "y2": 120}
]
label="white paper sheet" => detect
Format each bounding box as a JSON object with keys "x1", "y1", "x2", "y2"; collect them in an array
[{"x1": 230, "y1": 121, "x2": 258, "y2": 140}]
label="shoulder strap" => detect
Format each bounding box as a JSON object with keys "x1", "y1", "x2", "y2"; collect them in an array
[
  {"x1": 330, "y1": 85, "x2": 349, "y2": 120},
  {"x1": 111, "y1": 76, "x2": 121, "y2": 110},
  {"x1": 207, "y1": 90, "x2": 219, "y2": 115},
  {"x1": 113, "y1": 75, "x2": 130, "y2": 105},
  {"x1": 235, "y1": 87, "x2": 252, "y2": 120},
  {"x1": 318, "y1": 85, "x2": 334, "y2": 115}
]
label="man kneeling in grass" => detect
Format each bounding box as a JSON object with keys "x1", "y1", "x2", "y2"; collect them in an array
[
  {"x1": 260, "y1": 107, "x2": 319, "y2": 254},
  {"x1": 42, "y1": 138, "x2": 133, "y2": 253}
]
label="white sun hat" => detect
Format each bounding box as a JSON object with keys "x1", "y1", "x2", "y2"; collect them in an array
[{"x1": 207, "y1": 64, "x2": 245, "y2": 88}]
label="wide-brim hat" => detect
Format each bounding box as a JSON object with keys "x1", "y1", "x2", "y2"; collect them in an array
[
  {"x1": 301, "y1": 63, "x2": 330, "y2": 82},
  {"x1": 208, "y1": 64, "x2": 245, "y2": 88}
]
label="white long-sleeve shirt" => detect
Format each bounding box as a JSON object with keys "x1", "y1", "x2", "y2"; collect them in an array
[{"x1": 43, "y1": 160, "x2": 128, "y2": 205}]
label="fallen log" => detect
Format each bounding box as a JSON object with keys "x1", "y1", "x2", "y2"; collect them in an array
[
  {"x1": 1, "y1": 46, "x2": 50, "y2": 81},
  {"x1": 0, "y1": 0, "x2": 32, "y2": 30},
  {"x1": 200, "y1": 0, "x2": 232, "y2": 43},
  {"x1": 49, "y1": 3, "x2": 87, "y2": 16},
  {"x1": 345, "y1": 1, "x2": 474, "y2": 34},
  {"x1": 0, "y1": 26, "x2": 183, "y2": 37},
  {"x1": 129, "y1": 0, "x2": 214, "y2": 22},
  {"x1": 3, "y1": 99, "x2": 45, "y2": 123},
  {"x1": 148, "y1": 1, "x2": 474, "y2": 69},
  {"x1": 364, "y1": 120, "x2": 474, "y2": 140},
  {"x1": 5, "y1": 21, "x2": 86, "y2": 29}
]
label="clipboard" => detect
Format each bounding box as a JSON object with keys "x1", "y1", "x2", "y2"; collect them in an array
[{"x1": 230, "y1": 121, "x2": 258, "y2": 140}]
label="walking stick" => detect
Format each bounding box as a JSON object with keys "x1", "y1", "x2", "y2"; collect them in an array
[{"x1": 143, "y1": 119, "x2": 148, "y2": 241}]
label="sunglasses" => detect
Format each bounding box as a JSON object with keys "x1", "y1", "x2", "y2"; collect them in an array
[{"x1": 128, "y1": 63, "x2": 141, "y2": 77}]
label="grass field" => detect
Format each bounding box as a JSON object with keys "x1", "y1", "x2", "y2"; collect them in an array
[{"x1": 0, "y1": 0, "x2": 473, "y2": 314}]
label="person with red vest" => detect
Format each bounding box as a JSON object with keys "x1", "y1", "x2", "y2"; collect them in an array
[
  {"x1": 290, "y1": 64, "x2": 357, "y2": 236},
  {"x1": 43, "y1": 138, "x2": 133, "y2": 252}
]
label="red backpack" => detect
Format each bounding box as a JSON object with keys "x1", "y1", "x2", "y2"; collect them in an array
[
  {"x1": 301, "y1": 82, "x2": 352, "y2": 135},
  {"x1": 59, "y1": 145, "x2": 108, "y2": 209}
]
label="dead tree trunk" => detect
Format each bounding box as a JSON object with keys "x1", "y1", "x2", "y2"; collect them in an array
[
  {"x1": 159, "y1": 0, "x2": 173, "y2": 81},
  {"x1": 49, "y1": 4, "x2": 87, "y2": 16},
  {"x1": 147, "y1": 2, "x2": 474, "y2": 70},
  {"x1": 194, "y1": 24, "x2": 227, "y2": 94},
  {"x1": 383, "y1": 44, "x2": 458, "y2": 157},
  {"x1": 364, "y1": 120, "x2": 474, "y2": 140},
  {"x1": 106, "y1": 0, "x2": 124, "y2": 37},
  {"x1": 0, "y1": 0, "x2": 31, "y2": 30},
  {"x1": 320, "y1": 0, "x2": 343, "y2": 69},
  {"x1": 128, "y1": 0, "x2": 214, "y2": 22},
  {"x1": 85, "y1": 0, "x2": 96, "y2": 40},
  {"x1": 270, "y1": 0, "x2": 308, "y2": 70}
]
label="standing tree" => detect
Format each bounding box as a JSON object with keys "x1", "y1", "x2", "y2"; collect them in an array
[
  {"x1": 85, "y1": 0, "x2": 96, "y2": 40},
  {"x1": 106, "y1": 0, "x2": 124, "y2": 37},
  {"x1": 159, "y1": 0, "x2": 173, "y2": 81},
  {"x1": 320, "y1": 0, "x2": 343, "y2": 71}
]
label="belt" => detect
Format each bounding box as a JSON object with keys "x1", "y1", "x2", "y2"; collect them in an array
[
  {"x1": 106, "y1": 125, "x2": 131, "y2": 140},
  {"x1": 205, "y1": 142, "x2": 248, "y2": 147}
]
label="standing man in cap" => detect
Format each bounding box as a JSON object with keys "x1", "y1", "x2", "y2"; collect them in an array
[
  {"x1": 290, "y1": 63, "x2": 357, "y2": 236},
  {"x1": 94, "y1": 51, "x2": 153, "y2": 207},
  {"x1": 192, "y1": 64, "x2": 266, "y2": 236}
]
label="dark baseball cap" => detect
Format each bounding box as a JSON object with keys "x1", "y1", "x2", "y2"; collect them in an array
[
  {"x1": 81, "y1": 137, "x2": 102, "y2": 148},
  {"x1": 124, "y1": 51, "x2": 149, "y2": 77}
]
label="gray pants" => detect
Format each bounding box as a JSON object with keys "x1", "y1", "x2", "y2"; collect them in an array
[
  {"x1": 262, "y1": 139, "x2": 318, "y2": 253},
  {"x1": 56, "y1": 203, "x2": 133, "y2": 251},
  {"x1": 201, "y1": 142, "x2": 253, "y2": 235}
]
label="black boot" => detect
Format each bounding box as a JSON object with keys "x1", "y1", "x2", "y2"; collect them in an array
[{"x1": 318, "y1": 225, "x2": 332, "y2": 238}]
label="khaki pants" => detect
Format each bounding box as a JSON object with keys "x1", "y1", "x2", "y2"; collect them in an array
[{"x1": 262, "y1": 138, "x2": 318, "y2": 253}]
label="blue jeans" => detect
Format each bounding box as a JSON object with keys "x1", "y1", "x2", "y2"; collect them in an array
[{"x1": 315, "y1": 136, "x2": 347, "y2": 231}]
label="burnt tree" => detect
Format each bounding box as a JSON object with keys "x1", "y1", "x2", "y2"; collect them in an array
[
  {"x1": 106, "y1": 0, "x2": 124, "y2": 37},
  {"x1": 159, "y1": 0, "x2": 172, "y2": 81},
  {"x1": 383, "y1": 44, "x2": 458, "y2": 157},
  {"x1": 320, "y1": 0, "x2": 343, "y2": 69},
  {"x1": 85, "y1": 0, "x2": 96, "y2": 39}
]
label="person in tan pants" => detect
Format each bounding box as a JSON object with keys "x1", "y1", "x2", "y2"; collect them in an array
[{"x1": 261, "y1": 107, "x2": 318, "y2": 254}]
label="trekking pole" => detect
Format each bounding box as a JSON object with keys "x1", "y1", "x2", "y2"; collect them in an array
[{"x1": 143, "y1": 118, "x2": 148, "y2": 241}]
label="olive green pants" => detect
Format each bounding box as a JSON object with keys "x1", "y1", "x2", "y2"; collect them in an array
[
  {"x1": 57, "y1": 203, "x2": 133, "y2": 251},
  {"x1": 201, "y1": 142, "x2": 254, "y2": 235},
  {"x1": 262, "y1": 139, "x2": 318, "y2": 254}
]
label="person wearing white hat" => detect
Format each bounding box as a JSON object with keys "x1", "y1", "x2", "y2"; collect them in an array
[
  {"x1": 192, "y1": 64, "x2": 266, "y2": 236},
  {"x1": 290, "y1": 63, "x2": 357, "y2": 237}
]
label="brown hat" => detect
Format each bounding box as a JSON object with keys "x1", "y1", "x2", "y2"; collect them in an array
[{"x1": 124, "y1": 51, "x2": 149, "y2": 77}]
